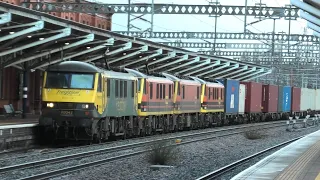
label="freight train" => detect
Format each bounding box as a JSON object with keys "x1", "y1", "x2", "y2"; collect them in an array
[{"x1": 39, "y1": 61, "x2": 319, "y2": 142}]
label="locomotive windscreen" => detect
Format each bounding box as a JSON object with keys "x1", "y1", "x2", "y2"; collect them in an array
[{"x1": 46, "y1": 72, "x2": 95, "y2": 89}]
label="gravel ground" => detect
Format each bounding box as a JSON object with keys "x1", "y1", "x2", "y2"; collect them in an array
[
  {"x1": 0, "y1": 121, "x2": 284, "y2": 167},
  {"x1": 46, "y1": 124, "x2": 320, "y2": 180}
]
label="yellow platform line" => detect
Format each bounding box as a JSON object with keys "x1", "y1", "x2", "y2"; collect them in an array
[{"x1": 315, "y1": 172, "x2": 320, "y2": 180}]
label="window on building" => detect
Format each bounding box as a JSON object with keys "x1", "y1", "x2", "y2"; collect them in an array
[{"x1": 98, "y1": 24, "x2": 101, "y2": 28}]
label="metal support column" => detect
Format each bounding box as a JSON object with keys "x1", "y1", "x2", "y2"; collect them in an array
[
  {"x1": 214, "y1": 0, "x2": 218, "y2": 52},
  {"x1": 288, "y1": 5, "x2": 292, "y2": 53},
  {"x1": 22, "y1": 62, "x2": 28, "y2": 119},
  {"x1": 272, "y1": 19, "x2": 276, "y2": 56},
  {"x1": 127, "y1": 0, "x2": 131, "y2": 33},
  {"x1": 151, "y1": 0, "x2": 154, "y2": 33},
  {"x1": 244, "y1": 0, "x2": 248, "y2": 34}
]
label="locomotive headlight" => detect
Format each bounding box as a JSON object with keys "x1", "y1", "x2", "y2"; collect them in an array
[
  {"x1": 82, "y1": 104, "x2": 89, "y2": 109},
  {"x1": 47, "y1": 103, "x2": 54, "y2": 108}
]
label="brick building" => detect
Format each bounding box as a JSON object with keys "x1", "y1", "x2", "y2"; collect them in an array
[
  {"x1": 0, "y1": 0, "x2": 113, "y2": 114},
  {"x1": 1, "y1": 0, "x2": 113, "y2": 30}
]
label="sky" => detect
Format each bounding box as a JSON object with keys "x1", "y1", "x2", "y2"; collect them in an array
[{"x1": 90, "y1": 0, "x2": 313, "y2": 52}]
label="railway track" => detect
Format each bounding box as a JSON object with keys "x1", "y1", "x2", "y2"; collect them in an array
[
  {"x1": 0, "y1": 120, "x2": 297, "y2": 165},
  {"x1": 0, "y1": 120, "x2": 302, "y2": 180},
  {"x1": 195, "y1": 136, "x2": 304, "y2": 180}
]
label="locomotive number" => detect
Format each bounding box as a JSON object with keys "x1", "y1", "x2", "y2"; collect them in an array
[{"x1": 60, "y1": 110, "x2": 73, "y2": 116}]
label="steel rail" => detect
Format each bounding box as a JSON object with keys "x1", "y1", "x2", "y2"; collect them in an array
[{"x1": 195, "y1": 136, "x2": 305, "y2": 180}]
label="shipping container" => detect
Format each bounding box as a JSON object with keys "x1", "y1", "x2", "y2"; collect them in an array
[
  {"x1": 300, "y1": 88, "x2": 316, "y2": 111},
  {"x1": 291, "y1": 87, "x2": 301, "y2": 112},
  {"x1": 240, "y1": 81, "x2": 262, "y2": 113},
  {"x1": 316, "y1": 89, "x2": 320, "y2": 110},
  {"x1": 238, "y1": 84, "x2": 246, "y2": 114},
  {"x1": 222, "y1": 79, "x2": 240, "y2": 114},
  {"x1": 277, "y1": 86, "x2": 292, "y2": 112},
  {"x1": 262, "y1": 84, "x2": 278, "y2": 113}
]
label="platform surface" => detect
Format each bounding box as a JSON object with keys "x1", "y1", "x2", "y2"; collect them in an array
[
  {"x1": 0, "y1": 115, "x2": 38, "y2": 128},
  {"x1": 231, "y1": 129, "x2": 320, "y2": 180}
]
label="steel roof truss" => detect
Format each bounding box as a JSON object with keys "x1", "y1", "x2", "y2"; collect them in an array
[
  {"x1": 313, "y1": 31, "x2": 320, "y2": 38},
  {"x1": 5, "y1": 34, "x2": 96, "y2": 68},
  {"x1": 239, "y1": 68, "x2": 265, "y2": 81},
  {"x1": 0, "y1": 28, "x2": 71, "y2": 57},
  {"x1": 0, "y1": 21, "x2": 44, "y2": 42},
  {"x1": 166, "y1": 57, "x2": 200, "y2": 72},
  {"x1": 120, "y1": 49, "x2": 163, "y2": 67},
  {"x1": 210, "y1": 64, "x2": 240, "y2": 78},
  {"x1": 32, "y1": 42, "x2": 109, "y2": 69},
  {"x1": 300, "y1": 11, "x2": 320, "y2": 26},
  {"x1": 241, "y1": 69, "x2": 271, "y2": 81},
  {"x1": 105, "y1": 42, "x2": 132, "y2": 57},
  {"x1": 220, "y1": 65, "x2": 248, "y2": 78},
  {"x1": 196, "y1": 61, "x2": 228, "y2": 77},
  {"x1": 109, "y1": 45, "x2": 148, "y2": 64},
  {"x1": 136, "y1": 51, "x2": 176, "y2": 69},
  {"x1": 184, "y1": 60, "x2": 221, "y2": 76},
  {"x1": 307, "y1": 22, "x2": 320, "y2": 33},
  {"x1": 178, "y1": 59, "x2": 211, "y2": 75},
  {"x1": 82, "y1": 54, "x2": 104, "y2": 63},
  {"x1": 230, "y1": 67, "x2": 257, "y2": 79},
  {"x1": 150, "y1": 54, "x2": 188, "y2": 71},
  {"x1": 0, "y1": 12, "x2": 11, "y2": 24}
]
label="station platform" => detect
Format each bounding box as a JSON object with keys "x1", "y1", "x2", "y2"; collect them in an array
[
  {"x1": 232, "y1": 129, "x2": 320, "y2": 180},
  {"x1": 0, "y1": 115, "x2": 38, "y2": 127}
]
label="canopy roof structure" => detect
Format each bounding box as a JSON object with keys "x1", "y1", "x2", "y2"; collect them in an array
[{"x1": 0, "y1": 2, "x2": 271, "y2": 81}]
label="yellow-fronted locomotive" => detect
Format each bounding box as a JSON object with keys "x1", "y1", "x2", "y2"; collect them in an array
[{"x1": 39, "y1": 61, "x2": 229, "y2": 142}]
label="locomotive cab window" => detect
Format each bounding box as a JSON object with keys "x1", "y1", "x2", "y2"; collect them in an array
[
  {"x1": 45, "y1": 72, "x2": 94, "y2": 89},
  {"x1": 97, "y1": 75, "x2": 102, "y2": 92}
]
